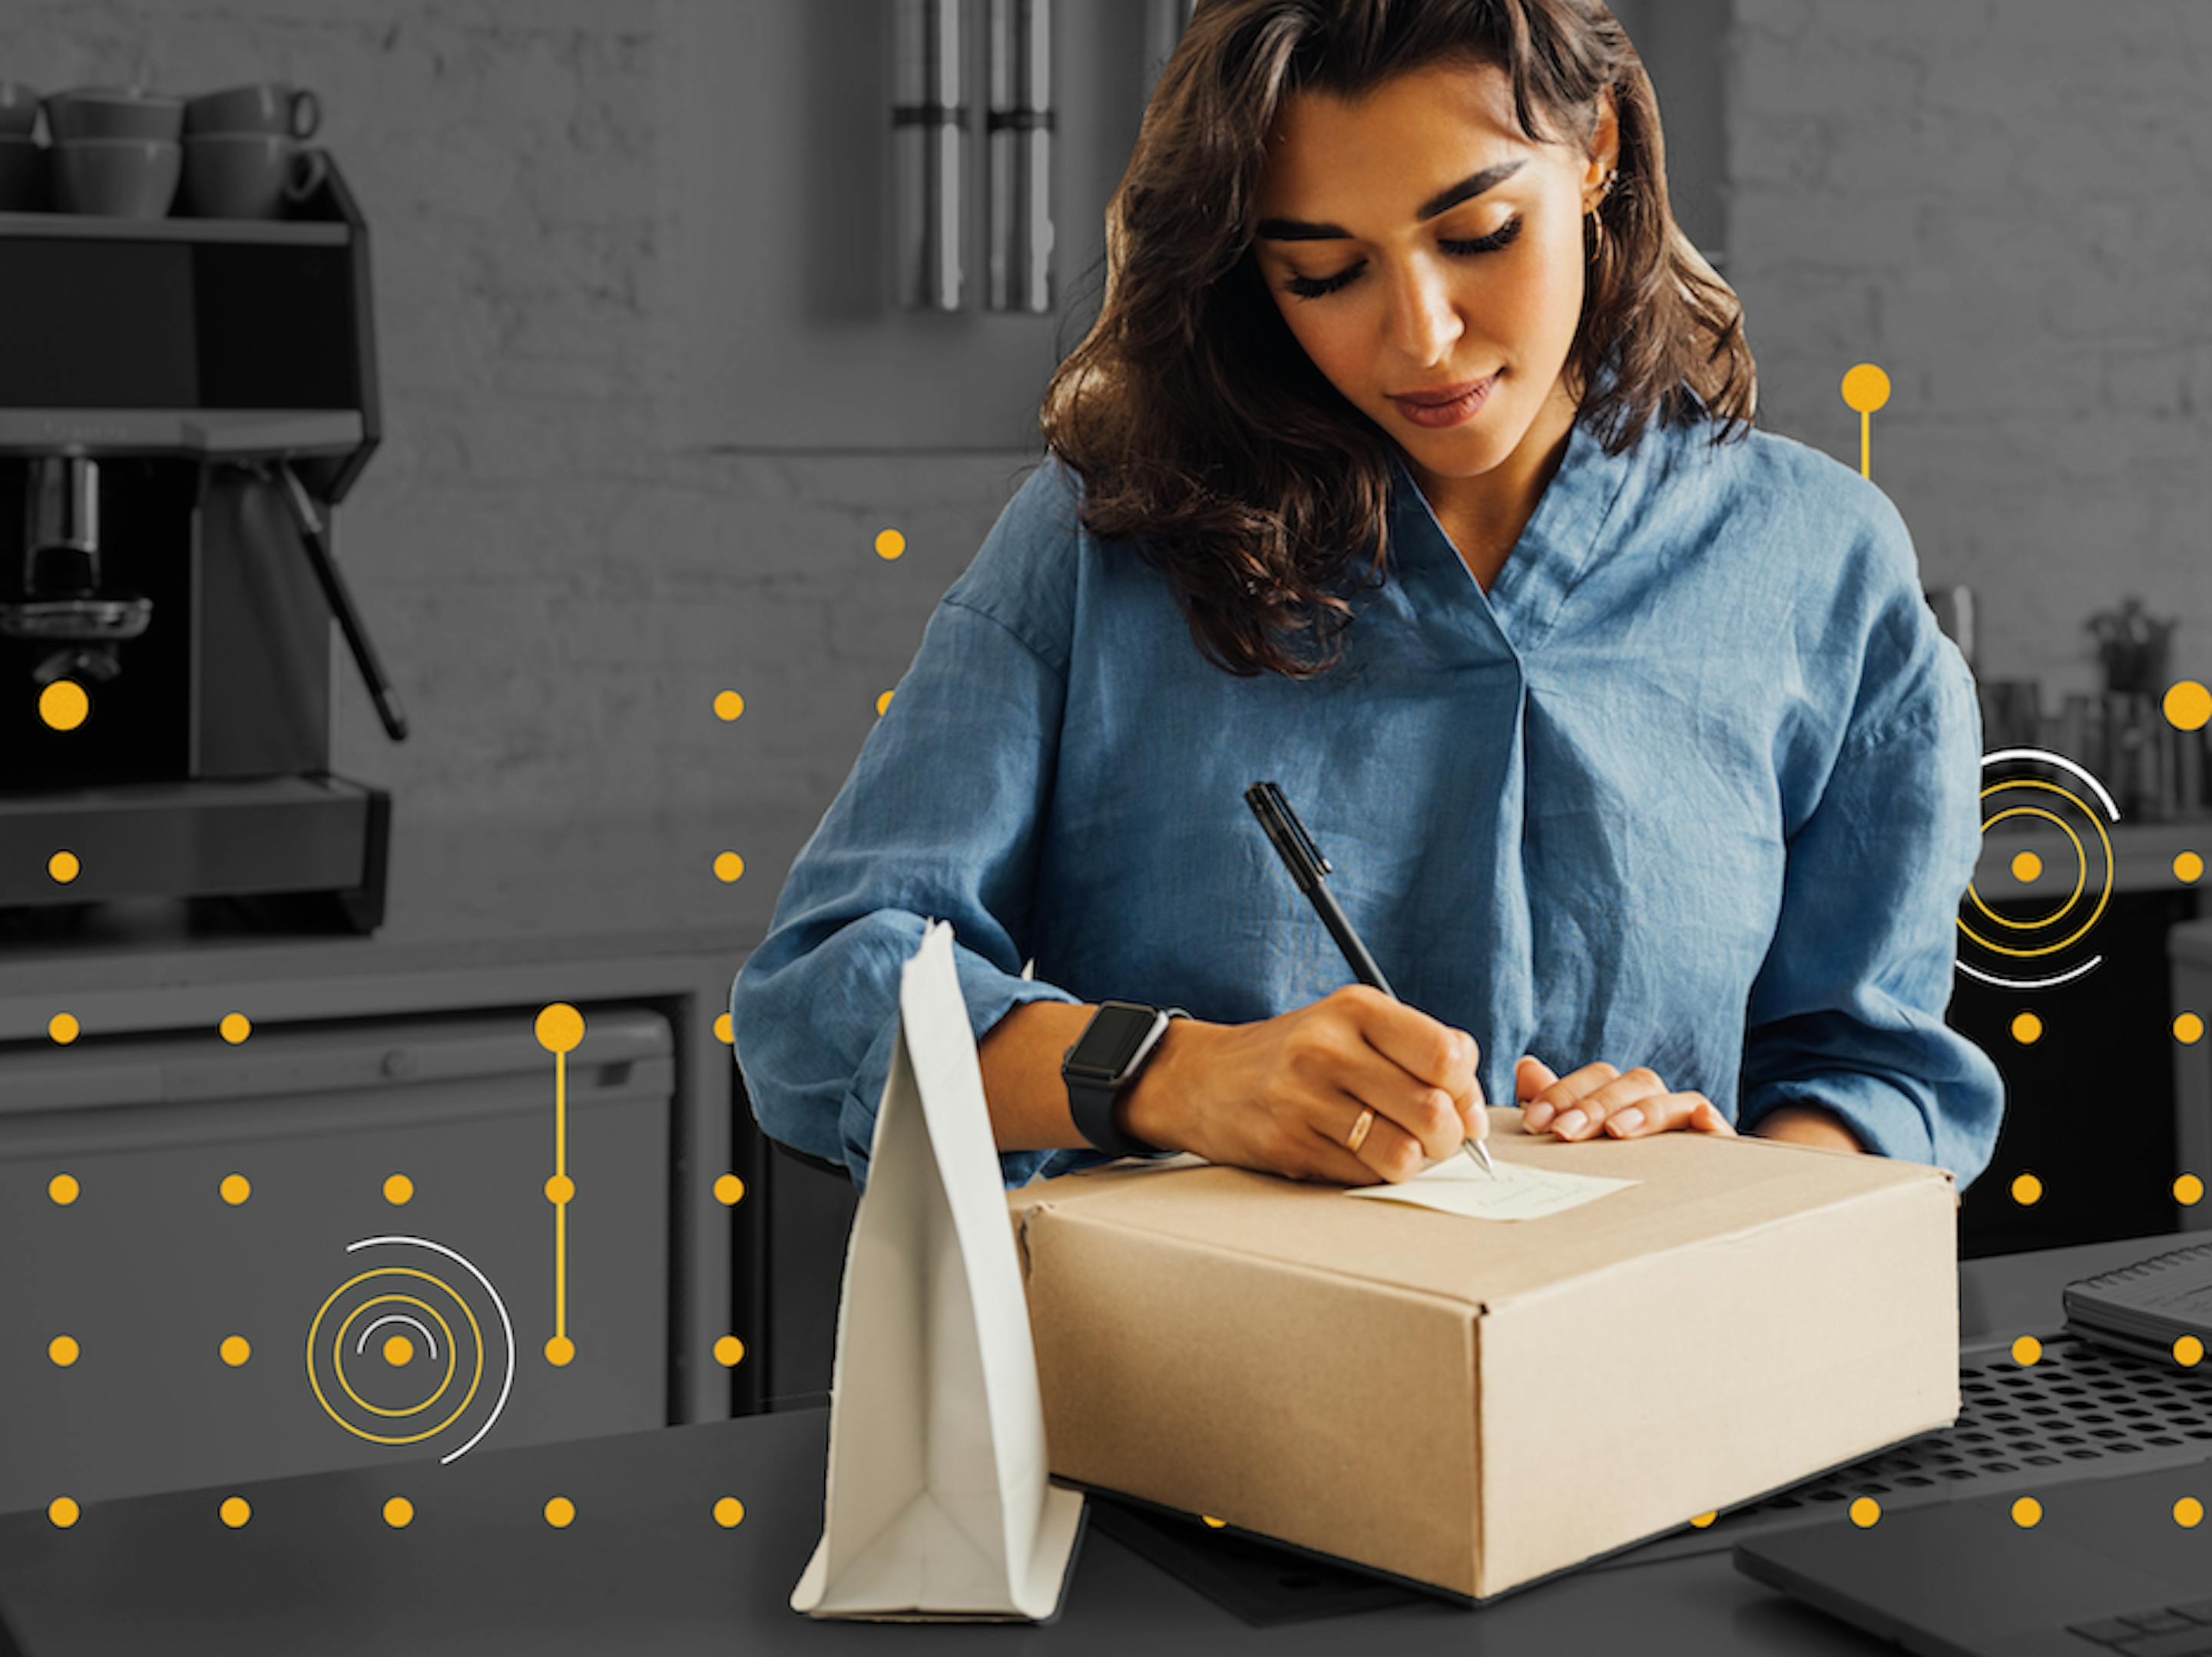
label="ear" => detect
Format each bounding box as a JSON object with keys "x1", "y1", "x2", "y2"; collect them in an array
[{"x1": 1586, "y1": 85, "x2": 1621, "y2": 191}]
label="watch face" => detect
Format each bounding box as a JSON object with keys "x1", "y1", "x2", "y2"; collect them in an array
[{"x1": 1068, "y1": 1003, "x2": 1158, "y2": 1080}]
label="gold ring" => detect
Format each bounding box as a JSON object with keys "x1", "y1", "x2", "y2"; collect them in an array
[{"x1": 1346, "y1": 1109, "x2": 1376, "y2": 1153}]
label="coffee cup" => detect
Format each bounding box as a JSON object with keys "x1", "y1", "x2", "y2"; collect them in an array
[
  {"x1": 184, "y1": 82, "x2": 320, "y2": 141},
  {"x1": 0, "y1": 134, "x2": 45, "y2": 210},
  {"x1": 180, "y1": 134, "x2": 326, "y2": 219},
  {"x1": 51, "y1": 137, "x2": 182, "y2": 217},
  {"x1": 0, "y1": 81, "x2": 38, "y2": 138},
  {"x1": 44, "y1": 86, "x2": 184, "y2": 143}
]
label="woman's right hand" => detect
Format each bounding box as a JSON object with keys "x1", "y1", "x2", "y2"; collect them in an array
[{"x1": 1133, "y1": 984, "x2": 1485, "y2": 1186}]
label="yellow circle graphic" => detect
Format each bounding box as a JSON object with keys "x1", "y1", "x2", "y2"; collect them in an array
[
  {"x1": 714, "y1": 1173, "x2": 746, "y2": 1206},
  {"x1": 545, "y1": 1175, "x2": 575, "y2": 1205},
  {"x1": 38, "y1": 679, "x2": 89, "y2": 731},
  {"x1": 2177, "y1": 1174, "x2": 2204, "y2": 1206},
  {"x1": 714, "y1": 690, "x2": 744, "y2": 721},
  {"x1": 384, "y1": 1173, "x2": 414, "y2": 1206},
  {"x1": 2009, "y1": 851, "x2": 2041, "y2": 882},
  {"x1": 714, "y1": 852, "x2": 744, "y2": 883},
  {"x1": 1840, "y1": 363, "x2": 1891, "y2": 413},
  {"x1": 333, "y1": 1292, "x2": 461, "y2": 1421},
  {"x1": 220, "y1": 1173, "x2": 252, "y2": 1206},
  {"x1": 384, "y1": 1497, "x2": 414, "y2": 1529},
  {"x1": 48, "y1": 1013, "x2": 79, "y2": 1045},
  {"x1": 2011, "y1": 1172, "x2": 2043, "y2": 1206},
  {"x1": 876, "y1": 689, "x2": 895, "y2": 716},
  {"x1": 221, "y1": 1335, "x2": 251, "y2": 1367},
  {"x1": 546, "y1": 1335, "x2": 576, "y2": 1367},
  {"x1": 307, "y1": 1271, "x2": 482, "y2": 1444},
  {"x1": 48, "y1": 850, "x2": 79, "y2": 884},
  {"x1": 1690, "y1": 1511, "x2": 1717, "y2": 1529},
  {"x1": 220, "y1": 1013, "x2": 251, "y2": 1044},
  {"x1": 48, "y1": 1172, "x2": 79, "y2": 1206},
  {"x1": 2010, "y1": 1011, "x2": 2043, "y2": 1046},
  {"x1": 1849, "y1": 1496, "x2": 1880, "y2": 1527},
  {"x1": 2012, "y1": 1335, "x2": 2042, "y2": 1366},
  {"x1": 715, "y1": 1335, "x2": 746, "y2": 1367},
  {"x1": 546, "y1": 1497, "x2": 577, "y2": 1528},
  {"x1": 714, "y1": 1497, "x2": 746, "y2": 1528},
  {"x1": 2177, "y1": 1497, "x2": 2205, "y2": 1529},
  {"x1": 714, "y1": 1013, "x2": 733, "y2": 1044},
  {"x1": 48, "y1": 1497, "x2": 79, "y2": 1529},
  {"x1": 1960, "y1": 781, "x2": 2114, "y2": 958},
  {"x1": 2012, "y1": 1496, "x2": 2041, "y2": 1528},
  {"x1": 535, "y1": 1004, "x2": 584, "y2": 1054},
  {"x1": 2165, "y1": 680, "x2": 2210, "y2": 732},
  {"x1": 2176, "y1": 1335, "x2": 2205, "y2": 1368},
  {"x1": 2176, "y1": 1013, "x2": 2206, "y2": 1046},
  {"x1": 220, "y1": 1496, "x2": 251, "y2": 1529},
  {"x1": 49, "y1": 1335, "x2": 79, "y2": 1368},
  {"x1": 875, "y1": 529, "x2": 906, "y2": 559},
  {"x1": 1969, "y1": 806, "x2": 2088, "y2": 931},
  {"x1": 2177, "y1": 852, "x2": 2205, "y2": 885}
]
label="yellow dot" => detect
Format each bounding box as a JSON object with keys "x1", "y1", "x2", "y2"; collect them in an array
[
  {"x1": 875, "y1": 689, "x2": 895, "y2": 716},
  {"x1": 2176, "y1": 1335, "x2": 2204, "y2": 1368},
  {"x1": 545, "y1": 1336, "x2": 575, "y2": 1367},
  {"x1": 38, "y1": 679, "x2": 89, "y2": 731},
  {"x1": 48, "y1": 1497, "x2": 78, "y2": 1529},
  {"x1": 2012, "y1": 1335, "x2": 2043, "y2": 1366},
  {"x1": 1690, "y1": 1510, "x2": 1717, "y2": 1529},
  {"x1": 220, "y1": 1497, "x2": 251, "y2": 1529},
  {"x1": 714, "y1": 851, "x2": 744, "y2": 883},
  {"x1": 1840, "y1": 362, "x2": 1891, "y2": 414},
  {"x1": 383, "y1": 1335, "x2": 414, "y2": 1368},
  {"x1": 2177, "y1": 1173, "x2": 2204, "y2": 1206},
  {"x1": 545, "y1": 1497, "x2": 576, "y2": 1529},
  {"x1": 48, "y1": 1013, "x2": 79, "y2": 1044},
  {"x1": 714, "y1": 1012, "x2": 733, "y2": 1044},
  {"x1": 2011, "y1": 1495, "x2": 2041, "y2": 1527},
  {"x1": 220, "y1": 1335, "x2": 251, "y2": 1367},
  {"x1": 2177, "y1": 1497, "x2": 2205, "y2": 1529},
  {"x1": 48, "y1": 1172, "x2": 79, "y2": 1206},
  {"x1": 383, "y1": 1173, "x2": 413, "y2": 1206},
  {"x1": 48, "y1": 1335, "x2": 79, "y2": 1368},
  {"x1": 714, "y1": 1497, "x2": 746, "y2": 1528},
  {"x1": 713, "y1": 690, "x2": 745, "y2": 721},
  {"x1": 2164, "y1": 680, "x2": 2211, "y2": 733},
  {"x1": 2010, "y1": 1010, "x2": 2043, "y2": 1045},
  {"x1": 545, "y1": 1175, "x2": 575, "y2": 1206},
  {"x1": 2011, "y1": 1171, "x2": 2043, "y2": 1206},
  {"x1": 714, "y1": 1173, "x2": 746, "y2": 1206},
  {"x1": 220, "y1": 1172, "x2": 251, "y2": 1206},
  {"x1": 383, "y1": 1496, "x2": 413, "y2": 1529},
  {"x1": 714, "y1": 1335, "x2": 746, "y2": 1367},
  {"x1": 1849, "y1": 1496, "x2": 1880, "y2": 1527},
  {"x1": 48, "y1": 849, "x2": 79, "y2": 884},
  {"x1": 2176, "y1": 1013, "x2": 2205, "y2": 1045},
  {"x1": 219, "y1": 1012, "x2": 250, "y2": 1044},
  {"x1": 2009, "y1": 851, "x2": 2042, "y2": 883},
  {"x1": 1200, "y1": 1515, "x2": 1225, "y2": 1529},
  {"x1": 874, "y1": 529, "x2": 905, "y2": 560},
  {"x1": 535, "y1": 1003, "x2": 584, "y2": 1054},
  {"x1": 2177, "y1": 851, "x2": 2205, "y2": 885}
]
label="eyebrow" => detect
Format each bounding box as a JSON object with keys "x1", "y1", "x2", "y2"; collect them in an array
[{"x1": 1255, "y1": 159, "x2": 1528, "y2": 241}]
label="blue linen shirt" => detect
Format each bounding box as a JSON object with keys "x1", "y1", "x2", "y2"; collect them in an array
[{"x1": 730, "y1": 399, "x2": 2004, "y2": 1196}]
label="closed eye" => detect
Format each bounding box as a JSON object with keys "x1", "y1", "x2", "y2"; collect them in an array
[{"x1": 1281, "y1": 215, "x2": 1525, "y2": 301}]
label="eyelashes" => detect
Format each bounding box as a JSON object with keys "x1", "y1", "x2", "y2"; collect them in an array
[{"x1": 1281, "y1": 215, "x2": 1526, "y2": 301}]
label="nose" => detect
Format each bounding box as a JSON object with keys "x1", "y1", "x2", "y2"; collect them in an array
[{"x1": 1382, "y1": 255, "x2": 1463, "y2": 367}]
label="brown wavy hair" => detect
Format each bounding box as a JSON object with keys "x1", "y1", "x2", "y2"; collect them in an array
[{"x1": 1039, "y1": 0, "x2": 1757, "y2": 679}]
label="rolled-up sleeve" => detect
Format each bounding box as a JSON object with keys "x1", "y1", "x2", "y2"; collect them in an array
[
  {"x1": 727, "y1": 511, "x2": 1130, "y2": 1194},
  {"x1": 1739, "y1": 634, "x2": 2005, "y2": 1189}
]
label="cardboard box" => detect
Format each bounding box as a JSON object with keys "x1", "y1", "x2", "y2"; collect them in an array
[{"x1": 1005, "y1": 1107, "x2": 1960, "y2": 1601}]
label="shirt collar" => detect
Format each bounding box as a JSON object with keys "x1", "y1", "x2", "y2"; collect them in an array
[{"x1": 1386, "y1": 364, "x2": 1642, "y2": 653}]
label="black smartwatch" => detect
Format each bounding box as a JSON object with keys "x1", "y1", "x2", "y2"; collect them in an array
[{"x1": 1061, "y1": 1000, "x2": 1190, "y2": 1158}]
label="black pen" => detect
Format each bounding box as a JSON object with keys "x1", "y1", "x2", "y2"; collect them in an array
[{"x1": 1244, "y1": 781, "x2": 1497, "y2": 1178}]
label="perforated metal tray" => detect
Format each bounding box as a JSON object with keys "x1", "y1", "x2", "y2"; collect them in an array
[{"x1": 1597, "y1": 1331, "x2": 2212, "y2": 1570}]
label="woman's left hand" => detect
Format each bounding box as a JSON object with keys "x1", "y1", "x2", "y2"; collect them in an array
[{"x1": 1514, "y1": 1055, "x2": 1735, "y2": 1141}]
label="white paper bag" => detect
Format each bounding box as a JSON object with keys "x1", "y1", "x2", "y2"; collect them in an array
[{"x1": 789, "y1": 917, "x2": 1088, "y2": 1623}]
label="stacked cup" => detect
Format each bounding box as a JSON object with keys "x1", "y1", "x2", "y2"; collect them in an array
[
  {"x1": 0, "y1": 80, "x2": 39, "y2": 210},
  {"x1": 45, "y1": 87, "x2": 184, "y2": 217},
  {"x1": 180, "y1": 83, "x2": 324, "y2": 219}
]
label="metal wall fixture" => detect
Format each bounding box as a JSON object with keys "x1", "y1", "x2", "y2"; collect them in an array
[
  {"x1": 892, "y1": 0, "x2": 966, "y2": 311},
  {"x1": 985, "y1": 0, "x2": 1054, "y2": 313}
]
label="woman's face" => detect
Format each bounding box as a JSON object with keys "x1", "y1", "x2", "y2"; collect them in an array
[{"x1": 1251, "y1": 59, "x2": 1618, "y2": 479}]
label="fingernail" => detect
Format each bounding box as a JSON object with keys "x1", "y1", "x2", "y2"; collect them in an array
[
  {"x1": 1525, "y1": 1101, "x2": 1555, "y2": 1130},
  {"x1": 1555, "y1": 1107, "x2": 1588, "y2": 1138},
  {"x1": 1608, "y1": 1106, "x2": 1644, "y2": 1135}
]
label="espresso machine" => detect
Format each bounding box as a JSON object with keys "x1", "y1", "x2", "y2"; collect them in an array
[{"x1": 0, "y1": 156, "x2": 403, "y2": 935}]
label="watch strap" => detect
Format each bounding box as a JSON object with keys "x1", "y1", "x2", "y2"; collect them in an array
[{"x1": 1065, "y1": 1005, "x2": 1188, "y2": 1158}]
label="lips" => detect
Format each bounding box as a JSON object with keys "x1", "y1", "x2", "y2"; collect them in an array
[{"x1": 1390, "y1": 372, "x2": 1497, "y2": 408}]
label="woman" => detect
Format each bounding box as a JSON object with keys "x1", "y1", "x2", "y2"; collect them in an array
[{"x1": 730, "y1": 0, "x2": 2002, "y2": 1197}]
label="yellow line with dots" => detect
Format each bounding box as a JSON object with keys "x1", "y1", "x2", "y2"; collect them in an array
[
  {"x1": 536, "y1": 1004, "x2": 584, "y2": 1365},
  {"x1": 1841, "y1": 362, "x2": 1889, "y2": 478}
]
